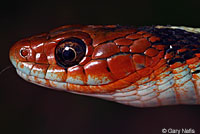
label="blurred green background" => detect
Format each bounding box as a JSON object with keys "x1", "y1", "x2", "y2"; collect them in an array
[{"x1": 1, "y1": 0, "x2": 200, "y2": 134}]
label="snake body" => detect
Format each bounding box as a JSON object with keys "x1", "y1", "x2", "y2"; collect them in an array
[{"x1": 9, "y1": 25, "x2": 200, "y2": 107}]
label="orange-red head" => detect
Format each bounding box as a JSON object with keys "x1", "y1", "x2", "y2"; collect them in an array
[
  {"x1": 9, "y1": 25, "x2": 139, "y2": 94},
  {"x1": 10, "y1": 25, "x2": 200, "y2": 107}
]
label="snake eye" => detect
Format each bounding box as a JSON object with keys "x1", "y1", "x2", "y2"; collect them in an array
[{"x1": 55, "y1": 38, "x2": 86, "y2": 67}]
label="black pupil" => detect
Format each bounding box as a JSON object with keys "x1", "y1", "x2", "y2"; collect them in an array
[{"x1": 62, "y1": 47, "x2": 75, "y2": 61}]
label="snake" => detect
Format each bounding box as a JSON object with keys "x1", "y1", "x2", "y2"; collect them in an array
[{"x1": 9, "y1": 25, "x2": 200, "y2": 107}]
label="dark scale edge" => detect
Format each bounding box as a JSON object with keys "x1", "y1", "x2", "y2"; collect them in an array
[
  {"x1": 138, "y1": 26, "x2": 200, "y2": 64},
  {"x1": 167, "y1": 58, "x2": 185, "y2": 65},
  {"x1": 192, "y1": 70, "x2": 200, "y2": 74},
  {"x1": 138, "y1": 26, "x2": 200, "y2": 46}
]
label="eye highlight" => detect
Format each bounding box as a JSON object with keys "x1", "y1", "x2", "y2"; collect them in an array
[{"x1": 55, "y1": 38, "x2": 86, "y2": 68}]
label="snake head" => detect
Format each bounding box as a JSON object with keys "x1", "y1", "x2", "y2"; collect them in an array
[
  {"x1": 9, "y1": 25, "x2": 138, "y2": 94},
  {"x1": 9, "y1": 25, "x2": 200, "y2": 107}
]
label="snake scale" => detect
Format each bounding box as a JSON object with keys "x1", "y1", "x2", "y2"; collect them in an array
[{"x1": 9, "y1": 25, "x2": 200, "y2": 107}]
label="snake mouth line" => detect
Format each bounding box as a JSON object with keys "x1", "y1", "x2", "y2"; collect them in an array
[
  {"x1": 16, "y1": 68, "x2": 114, "y2": 100},
  {"x1": 16, "y1": 68, "x2": 62, "y2": 90}
]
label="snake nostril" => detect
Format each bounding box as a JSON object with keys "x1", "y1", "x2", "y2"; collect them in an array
[{"x1": 20, "y1": 48, "x2": 29, "y2": 57}]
